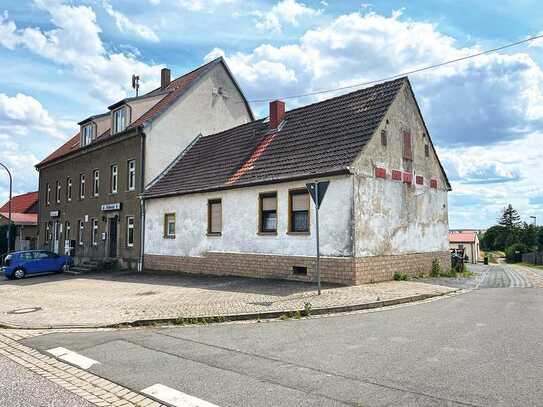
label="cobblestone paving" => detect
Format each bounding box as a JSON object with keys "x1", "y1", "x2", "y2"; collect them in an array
[
  {"x1": 479, "y1": 264, "x2": 541, "y2": 288},
  {"x1": 0, "y1": 272, "x2": 455, "y2": 328},
  {"x1": 0, "y1": 330, "x2": 166, "y2": 407}
]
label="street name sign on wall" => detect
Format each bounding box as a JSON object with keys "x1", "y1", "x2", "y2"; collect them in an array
[
  {"x1": 50, "y1": 210, "x2": 60, "y2": 217},
  {"x1": 101, "y1": 203, "x2": 122, "y2": 212}
]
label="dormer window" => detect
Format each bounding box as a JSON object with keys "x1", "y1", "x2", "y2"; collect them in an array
[
  {"x1": 82, "y1": 124, "x2": 94, "y2": 146},
  {"x1": 113, "y1": 107, "x2": 128, "y2": 134}
]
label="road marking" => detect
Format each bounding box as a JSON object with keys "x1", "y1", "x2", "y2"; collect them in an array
[
  {"x1": 46, "y1": 347, "x2": 99, "y2": 370},
  {"x1": 142, "y1": 383, "x2": 220, "y2": 407}
]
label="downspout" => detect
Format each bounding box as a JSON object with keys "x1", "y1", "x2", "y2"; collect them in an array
[{"x1": 138, "y1": 127, "x2": 146, "y2": 272}]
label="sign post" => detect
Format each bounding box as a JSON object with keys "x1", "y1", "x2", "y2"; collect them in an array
[{"x1": 306, "y1": 181, "x2": 329, "y2": 295}]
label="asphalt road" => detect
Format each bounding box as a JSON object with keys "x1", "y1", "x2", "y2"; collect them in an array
[
  {"x1": 22, "y1": 265, "x2": 543, "y2": 407},
  {"x1": 0, "y1": 354, "x2": 94, "y2": 407}
]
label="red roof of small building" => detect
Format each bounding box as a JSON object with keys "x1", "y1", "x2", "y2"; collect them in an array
[
  {"x1": 449, "y1": 232, "x2": 477, "y2": 243},
  {"x1": 0, "y1": 212, "x2": 37, "y2": 225},
  {"x1": 0, "y1": 191, "x2": 39, "y2": 213}
]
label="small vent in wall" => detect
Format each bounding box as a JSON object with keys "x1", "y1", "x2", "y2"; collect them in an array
[{"x1": 292, "y1": 266, "x2": 307, "y2": 275}]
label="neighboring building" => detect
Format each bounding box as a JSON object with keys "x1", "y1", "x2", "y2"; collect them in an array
[
  {"x1": 449, "y1": 232, "x2": 480, "y2": 264},
  {"x1": 142, "y1": 77, "x2": 451, "y2": 285},
  {"x1": 35, "y1": 57, "x2": 253, "y2": 269},
  {"x1": 0, "y1": 191, "x2": 39, "y2": 251}
]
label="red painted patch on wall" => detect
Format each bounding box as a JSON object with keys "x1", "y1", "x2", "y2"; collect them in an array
[
  {"x1": 375, "y1": 167, "x2": 386, "y2": 179},
  {"x1": 416, "y1": 175, "x2": 424, "y2": 185},
  {"x1": 402, "y1": 172, "x2": 412, "y2": 184},
  {"x1": 430, "y1": 179, "x2": 438, "y2": 189},
  {"x1": 391, "y1": 170, "x2": 402, "y2": 181}
]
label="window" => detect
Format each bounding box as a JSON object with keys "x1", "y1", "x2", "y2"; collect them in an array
[
  {"x1": 164, "y1": 213, "x2": 176, "y2": 238},
  {"x1": 381, "y1": 130, "x2": 387, "y2": 146},
  {"x1": 91, "y1": 219, "x2": 98, "y2": 246},
  {"x1": 46, "y1": 183, "x2": 51, "y2": 205},
  {"x1": 289, "y1": 190, "x2": 309, "y2": 233},
  {"x1": 126, "y1": 216, "x2": 135, "y2": 247},
  {"x1": 82, "y1": 124, "x2": 94, "y2": 146},
  {"x1": 45, "y1": 222, "x2": 51, "y2": 243},
  {"x1": 403, "y1": 131, "x2": 413, "y2": 161},
  {"x1": 65, "y1": 221, "x2": 71, "y2": 241},
  {"x1": 93, "y1": 170, "x2": 99, "y2": 197},
  {"x1": 425, "y1": 144, "x2": 430, "y2": 158},
  {"x1": 55, "y1": 181, "x2": 61, "y2": 203},
  {"x1": 78, "y1": 220, "x2": 84, "y2": 246},
  {"x1": 79, "y1": 174, "x2": 85, "y2": 199},
  {"x1": 259, "y1": 192, "x2": 277, "y2": 233},
  {"x1": 208, "y1": 199, "x2": 222, "y2": 235},
  {"x1": 127, "y1": 160, "x2": 136, "y2": 191},
  {"x1": 111, "y1": 164, "x2": 118, "y2": 193},
  {"x1": 67, "y1": 178, "x2": 72, "y2": 202},
  {"x1": 113, "y1": 107, "x2": 128, "y2": 134}
]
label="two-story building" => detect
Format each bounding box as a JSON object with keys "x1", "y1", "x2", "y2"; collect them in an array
[{"x1": 36, "y1": 57, "x2": 253, "y2": 269}]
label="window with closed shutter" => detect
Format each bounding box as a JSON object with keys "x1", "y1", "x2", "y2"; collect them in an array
[
  {"x1": 289, "y1": 190, "x2": 309, "y2": 233},
  {"x1": 208, "y1": 200, "x2": 222, "y2": 234},
  {"x1": 403, "y1": 131, "x2": 412, "y2": 161}
]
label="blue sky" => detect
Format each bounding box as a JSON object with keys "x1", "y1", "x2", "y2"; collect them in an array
[{"x1": 1, "y1": 0, "x2": 542, "y2": 229}]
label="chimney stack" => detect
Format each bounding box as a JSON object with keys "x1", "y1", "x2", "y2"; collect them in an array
[
  {"x1": 269, "y1": 100, "x2": 285, "y2": 129},
  {"x1": 161, "y1": 68, "x2": 171, "y2": 90}
]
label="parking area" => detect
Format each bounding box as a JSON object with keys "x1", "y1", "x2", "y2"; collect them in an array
[{"x1": 0, "y1": 270, "x2": 455, "y2": 328}]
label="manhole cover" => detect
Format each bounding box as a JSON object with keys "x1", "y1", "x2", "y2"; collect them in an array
[{"x1": 8, "y1": 307, "x2": 42, "y2": 315}]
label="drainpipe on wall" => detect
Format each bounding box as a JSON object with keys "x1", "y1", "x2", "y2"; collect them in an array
[{"x1": 138, "y1": 127, "x2": 146, "y2": 272}]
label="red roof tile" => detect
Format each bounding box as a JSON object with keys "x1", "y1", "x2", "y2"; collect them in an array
[
  {"x1": 0, "y1": 212, "x2": 37, "y2": 225},
  {"x1": 0, "y1": 191, "x2": 39, "y2": 213},
  {"x1": 449, "y1": 232, "x2": 477, "y2": 243}
]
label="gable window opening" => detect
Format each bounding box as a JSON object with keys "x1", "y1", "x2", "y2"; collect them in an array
[
  {"x1": 46, "y1": 183, "x2": 51, "y2": 205},
  {"x1": 208, "y1": 199, "x2": 222, "y2": 235},
  {"x1": 79, "y1": 174, "x2": 85, "y2": 199},
  {"x1": 425, "y1": 144, "x2": 430, "y2": 158},
  {"x1": 92, "y1": 218, "x2": 99, "y2": 246},
  {"x1": 93, "y1": 170, "x2": 100, "y2": 197},
  {"x1": 82, "y1": 124, "x2": 94, "y2": 146},
  {"x1": 67, "y1": 178, "x2": 72, "y2": 202},
  {"x1": 126, "y1": 216, "x2": 135, "y2": 247},
  {"x1": 402, "y1": 130, "x2": 413, "y2": 161},
  {"x1": 127, "y1": 160, "x2": 136, "y2": 191},
  {"x1": 55, "y1": 181, "x2": 61, "y2": 203},
  {"x1": 289, "y1": 190, "x2": 310, "y2": 233},
  {"x1": 113, "y1": 107, "x2": 128, "y2": 134},
  {"x1": 164, "y1": 213, "x2": 176, "y2": 238},
  {"x1": 259, "y1": 192, "x2": 277, "y2": 233},
  {"x1": 111, "y1": 164, "x2": 118, "y2": 194},
  {"x1": 381, "y1": 129, "x2": 387, "y2": 147},
  {"x1": 78, "y1": 220, "x2": 84, "y2": 246}
]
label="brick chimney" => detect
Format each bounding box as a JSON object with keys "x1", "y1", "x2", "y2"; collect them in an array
[
  {"x1": 161, "y1": 68, "x2": 171, "y2": 90},
  {"x1": 269, "y1": 100, "x2": 285, "y2": 129}
]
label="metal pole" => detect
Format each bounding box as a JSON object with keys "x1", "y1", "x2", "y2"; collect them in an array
[
  {"x1": 0, "y1": 162, "x2": 12, "y2": 253},
  {"x1": 315, "y1": 181, "x2": 321, "y2": 295}
]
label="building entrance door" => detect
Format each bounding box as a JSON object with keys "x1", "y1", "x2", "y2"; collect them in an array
[
  {"x1": 108, "y1": 217, "x2": 118, "y2": 258},
  {"x1": 53, "y1": 220, "x2": 61, "y2": 254}
]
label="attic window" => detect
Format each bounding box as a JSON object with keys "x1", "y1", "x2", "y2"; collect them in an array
[
  {"x1": 381, "y1": 130, "x2": 387, "y2": 147},
  {"x1": 425, "y1": 144, "x2": 430, "y2": 158},
  {"x1": 82, "y1": 124, "x2": 94, "y2": 146},
  {"x1": 113, "y1": 107, "x2": 128, "y2": 134},
  {"x1": 402, "y1": 131, "x2": 412, "y2": 161}
]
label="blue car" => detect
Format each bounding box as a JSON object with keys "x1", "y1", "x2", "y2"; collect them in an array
[{"x1": 2, "y1": 250, "x2": 73, "y2": 280}]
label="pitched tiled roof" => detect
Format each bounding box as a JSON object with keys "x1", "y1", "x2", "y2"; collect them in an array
[
  {"x1": 37, "y1": 57, "x2": 249, "y2": 168},
  {"x1": 144, "y1": 77, "x2": 407, "y2": 198},
  {"x1": 0, "y1": 212, "x2": 37, "y2": 225},
  {"x1": 449, "y1": 232, "x2": 477, "y2": 243},
  {"x1": 0, "y1": 191, "x2": 39, "y2": 213}
]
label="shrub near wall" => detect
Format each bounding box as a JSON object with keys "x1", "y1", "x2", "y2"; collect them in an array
[{"x1": 505, "y1": 243, "x2": 528, "y2": 263}]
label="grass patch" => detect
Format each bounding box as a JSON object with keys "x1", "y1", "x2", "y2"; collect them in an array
[
  {"x1": 519, "y1": 262, "x2": 543, "y2": 270},
  {"x1": 393, "y1": 271, "x2": 409, "y2": 281}
]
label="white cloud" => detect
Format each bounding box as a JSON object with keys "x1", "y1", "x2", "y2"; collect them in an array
[
  {"x1": 102, "y1": 0, "x2": 159, "y2": 42},
  {"x1": 0, "y1": 0, "x2": 163, "y2": 104},
  {"x1": 177, "y1": 0, "x2": 237, "y2": 12},
  {"x1": 254, "y1": 0, "x2": 321, "y2": 34}
]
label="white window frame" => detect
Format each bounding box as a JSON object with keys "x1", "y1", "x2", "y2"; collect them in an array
[
  {"x1": 111, "y1": 164, "x2": 118, "y2": 194},
  {"x1": 78, "y1": 220, "x2": 84, "y2": 246},
  {"x1": 45, "y1": 222, "x2": 50, "y2": 243},
  {"x1": 65, "y1": 221, "x2": 71, "y2": 241},
  {"x1": 82, "y1": 124, "x2": 94, "y2": 146},
  {"x1": 113, "y1": 107, "x2": 128, "y2": 134},
  {"x1": 55, "y1": 181, "x2": 61, "y2": 203},
  {"x1": 126, "y1": 216, "x2": 135, "y2": 247},
  {"x1": 128, "y1": 159, "x2": 136, "y2": 191},
  {"x1": 164, "y1": 213, "x2": 175, "y2": 238},
  {"x1": 46, "y1": 183, "x2": 51, "y2": 205},
  {"x1": 93, "y1": 169, "x2": 99, "y2": 197},
  {"x1": 80, "y1": 174, "x2": 85, "y2": 199},
  {"x1": 67, "y1": 178, "x2": 72, "y2": 202},
  {"x1": 92, "y1": 219, "x2": 98, "y2": 246}
]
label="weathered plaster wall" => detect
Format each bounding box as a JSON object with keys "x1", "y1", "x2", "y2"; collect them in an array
[
  {"x1": 144, "y1": 63, "x2": 253, "y2": 184},
  {"x1": 351, "y1": 82, "x2": 449, "y2": 257},
  {"x1": 144, "y1": 176, "x2": 353, "y2": 258}
]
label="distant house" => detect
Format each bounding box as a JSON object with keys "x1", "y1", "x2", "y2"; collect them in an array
[
  {"x1": 449, "y1": 231, "x2": 480, "y2": 264},
  {"x1": 35, "y1": 57, "x2": 253, "y2": 269},
  {"x1": 142, "y1": 77, "x2": 451, "y2": 285},
  {"x1": 0, "y1": 191, "x2": 39, "y2": 251}
]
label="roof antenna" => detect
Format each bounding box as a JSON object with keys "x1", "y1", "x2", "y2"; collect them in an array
[{"x1": 131, "y1": 74, "x2": 140, "y2": 97}]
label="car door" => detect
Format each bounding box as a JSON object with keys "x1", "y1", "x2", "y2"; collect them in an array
[
  {"x1": 19, "y1": 252, "x2": 38, "y2": 273},
  {"x1": 33, "y1": 251, "x2": 56, "y2": 273}
]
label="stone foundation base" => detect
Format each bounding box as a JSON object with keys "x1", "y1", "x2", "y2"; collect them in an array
[{"x1": 144, "y1": 251, "x2": 451, "y2": 285}]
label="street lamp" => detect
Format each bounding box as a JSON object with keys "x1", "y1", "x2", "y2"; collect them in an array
[{"x1": 0, "y1": 162, "x2": 12, "y2": 253}]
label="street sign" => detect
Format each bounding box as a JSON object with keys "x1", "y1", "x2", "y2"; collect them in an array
[
  {"x1": 306, "y1": 181, "x2": 329, "y2": 209},
  {"x1": 101, "y1": 203, "x2": 122, "y2": 212}
]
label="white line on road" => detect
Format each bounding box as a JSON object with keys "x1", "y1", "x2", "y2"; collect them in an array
[
  {"x1": 46, "y1": 347, "x2": 99, "y2": 370},
  {"x1": 142, "y1": 383, "x2": 220, "y2": 407}
]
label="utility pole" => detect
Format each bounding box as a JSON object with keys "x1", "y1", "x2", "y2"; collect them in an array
[
  {"x1": 530, "y1": 216, "x2": 537, "y2": 226},
  {"x1": 0, "y1": 162, "x2": 12, "y2": 253}
]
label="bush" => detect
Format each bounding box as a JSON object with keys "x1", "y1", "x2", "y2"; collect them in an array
[
  {"x1": 430, "y1": 259, "x2": 442, "y2": 277},
  {"x1": 505, "y1": 243, "x2": 528, "y2": 263},
  {"x1": 393, "y1": 271, "x2": 409, "y2": 281}
]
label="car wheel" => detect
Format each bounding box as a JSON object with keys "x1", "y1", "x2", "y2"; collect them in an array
[{"x1": 13, "y1": 268, "x2": 26, "y2": 279}]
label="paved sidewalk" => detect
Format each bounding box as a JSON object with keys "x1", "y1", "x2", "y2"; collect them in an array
[{"x1": 0, "y1": 271, "x2": 455, "y2": 328}]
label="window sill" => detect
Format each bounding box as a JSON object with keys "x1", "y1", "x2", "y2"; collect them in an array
[
  {"x1": 163, "y1": 235, "x2": 176, "y2": 239},
  {"x1": 287, "y1": 231, "x2": 310, "y2": 236},
  {"x1": 257, "y1": 231, "x2": 277, "y2": 236},
  {"x1": 207, "y1": 233, "x2": 222, "y2": 237}
]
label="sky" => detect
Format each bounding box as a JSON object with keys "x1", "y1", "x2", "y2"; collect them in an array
[{"x1": 0, "y1": 0, "x2": 542, "y2": 229}]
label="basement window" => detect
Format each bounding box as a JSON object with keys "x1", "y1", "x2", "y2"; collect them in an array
[{"x1": 292, "y1": 266, "x2": 307, "y2": 275}]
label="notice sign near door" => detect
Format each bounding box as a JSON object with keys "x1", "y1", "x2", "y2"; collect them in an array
[{"x1": 101, "y1": 203, "x2": 122, "y2": 212}]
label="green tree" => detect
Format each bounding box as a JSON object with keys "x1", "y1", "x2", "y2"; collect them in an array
[
  {"x1": 481, "y1": 225, "x2": 505, "y2": 251},
  {"x1": 521, "y1": 223, "x2": 538, "y2": 249},
  {"x1": 498, "y1": 204, "x2": 522, "y2": 230}
]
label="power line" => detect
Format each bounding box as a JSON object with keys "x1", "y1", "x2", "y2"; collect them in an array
[{"x1": 246, "y1": 32, "x2": 543, "y2": 103}]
